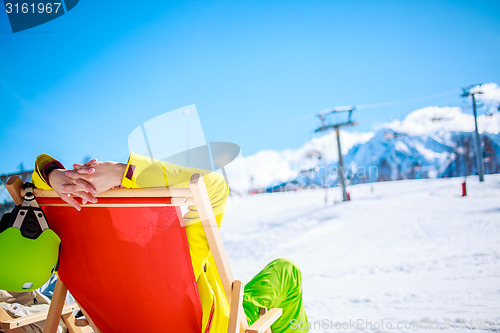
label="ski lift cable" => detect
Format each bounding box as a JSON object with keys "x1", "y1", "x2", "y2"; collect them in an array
[
  {"x1": 355, "y1": 88, "x2": 462, "y2": 111},
  {"x1": 220, "y1": 88, "x2": 464, "y2": 140},
  {"x1": 297, "y1": 88, "x2": 462, "y2": 124},
  {"x1": 285, "y1": 89, "x2": 463, "y2": 127}
]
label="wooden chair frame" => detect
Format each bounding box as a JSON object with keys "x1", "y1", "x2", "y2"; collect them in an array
[
  {"x1": 0, "y1": 301, "x2": 82, "y2": 333},
  {"x1": 3, "y1": 174, "x2": 282, "y2": 333}
]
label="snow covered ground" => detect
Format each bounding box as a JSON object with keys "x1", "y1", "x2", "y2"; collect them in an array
[{"x1": 223, "y1": 174, "x2": 500, "y2": 332}]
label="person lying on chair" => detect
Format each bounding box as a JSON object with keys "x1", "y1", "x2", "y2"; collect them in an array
[{"x1": 33, "y1": 153, "x2": 309, "y2": 333}]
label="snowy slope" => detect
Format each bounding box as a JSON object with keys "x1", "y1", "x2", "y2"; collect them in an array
[{"x1": 223, "y1": 174, "x2": 500, "y2": 332}]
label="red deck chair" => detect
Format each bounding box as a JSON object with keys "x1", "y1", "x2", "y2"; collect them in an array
[{"x1": 5, "y1": 174, "x2": 281, "y2": 333}]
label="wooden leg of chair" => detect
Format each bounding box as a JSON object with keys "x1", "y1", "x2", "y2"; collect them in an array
[
  {"x1": 43, "y1": 279, "x2": 67, "y2": 333},
  {"x1": 227, "y1": 280, "x2": 249, "y2": 333},
  {"x1": 189, "y1": 174, "x2": 235, "y2": 298},
  {"x1": 228, "y1": 280, "x2": 243, "y2": 333},
  {"x1": 239, "y1": 305, "x2": 249, "y2": 332}
]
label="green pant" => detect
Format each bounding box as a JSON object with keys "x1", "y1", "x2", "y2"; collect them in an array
[{"x1": 243, "y1": 258, "x2": 309, "y2": 333}]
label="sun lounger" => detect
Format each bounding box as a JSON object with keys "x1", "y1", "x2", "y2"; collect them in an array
[{"x1": 5, "y1": 174, "x2": 281, "y2": 333}]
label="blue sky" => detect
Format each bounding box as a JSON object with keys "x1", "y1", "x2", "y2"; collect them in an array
[{"x1": 1, "y1": 0, "x2": 499, "y2": 174}]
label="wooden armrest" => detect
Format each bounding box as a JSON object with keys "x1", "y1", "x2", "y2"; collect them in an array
[
  {"x1": 227, "y1": 280, "x2": 244, "y2": 333},
  {"x1": 245, "y1": 308, "x2": 282, "y2": 333},
  {"x1": 0, "y1": 304, "x2": 79, "y2": 330}
]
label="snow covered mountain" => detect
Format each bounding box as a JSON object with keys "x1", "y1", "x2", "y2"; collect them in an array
[
  {"x1": 243, "y1": 84, "x2": 500, "y2": 191},
  {"x1": 343, "y1": 124, "x2": 500, "y2": 184}
]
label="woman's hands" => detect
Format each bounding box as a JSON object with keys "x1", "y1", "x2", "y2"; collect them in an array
[
  {"x1": 65, "y1": 159, "x2": 127, "y2": 195},
  {"x1": 48, "y1": 168, "x2": 97, "y2": 211},
  {"x1": 48, "y1": 158, "x2": 127, "y2": 210}
]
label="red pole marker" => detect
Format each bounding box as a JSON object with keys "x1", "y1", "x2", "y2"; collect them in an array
[
  {"x1": 347, "y1": 192, "x2": 351, "y2": 201},
  {"x1": 462, "y1": 182, "x2": 467, "y2": 197}
]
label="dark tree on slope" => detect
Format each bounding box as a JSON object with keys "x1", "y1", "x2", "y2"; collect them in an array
[
  {"x1": 483, "y1": 136, "x2": 498, "y2": 174},
  {"x1": 378, "y1": 159, "x2": 392, "y2": 181},
  {"x1": 464, "y1": 135, "x2": 474, "y2": 176}
]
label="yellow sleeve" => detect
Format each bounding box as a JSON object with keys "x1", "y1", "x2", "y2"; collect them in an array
[
  {"x1": 32, "y1": 154, "x2": 61, "y2": 190},
  {"x1": 121, "y1": 153, "x2": 229, "y2": 279}
]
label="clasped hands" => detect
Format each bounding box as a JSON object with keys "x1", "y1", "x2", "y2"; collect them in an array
[{"x1": 48, "y1": 159, "x2": 127, "y2": 211}]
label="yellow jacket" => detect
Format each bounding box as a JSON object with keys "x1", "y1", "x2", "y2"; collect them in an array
[{"x1": 33, "y1": 153, "x2": 230, "y2": 332}]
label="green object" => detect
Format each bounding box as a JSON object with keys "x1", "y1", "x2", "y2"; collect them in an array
[
  {"x1": 0, "y1": 226, "x2": 60, "y2": 292},
  {"x1": 243, "y1": 258, "x2": 309, "y2": 333}
]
